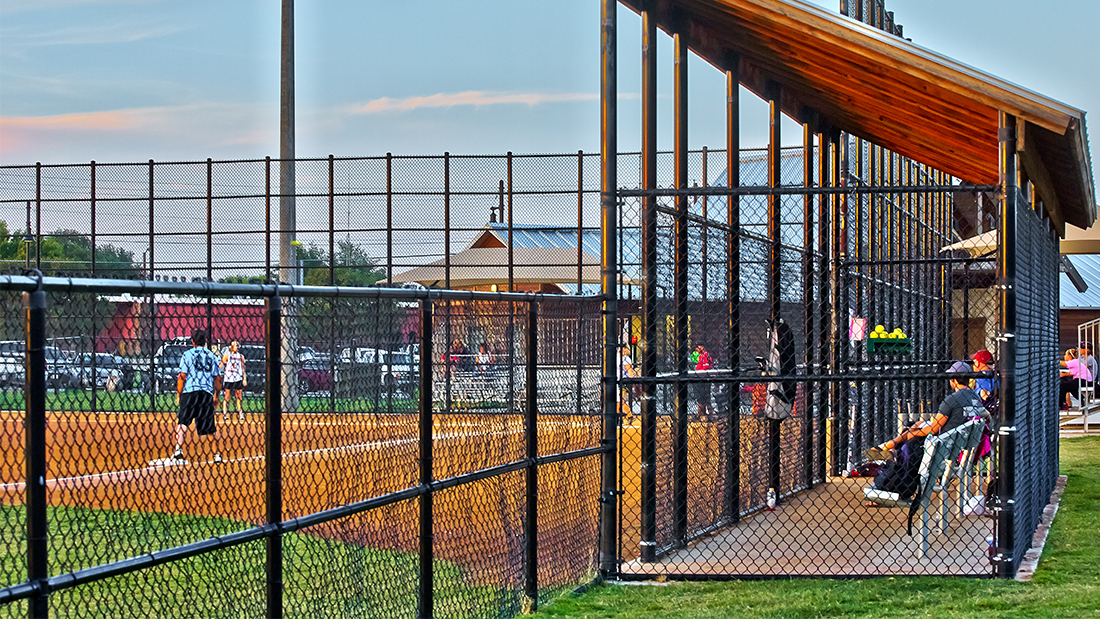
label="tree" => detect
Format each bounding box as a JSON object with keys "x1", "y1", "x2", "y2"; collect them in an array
[
  {"x1": 298, "y1": 240, "x2": 384, "y2": 287},
  {"x1": 0, "y1": 222, "x2": 139, "y2": 278}
]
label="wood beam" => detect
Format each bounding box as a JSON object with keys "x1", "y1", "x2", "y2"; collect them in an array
[{"x1": 1018, "y1": 121, "x2": 1065, "y2": 237}]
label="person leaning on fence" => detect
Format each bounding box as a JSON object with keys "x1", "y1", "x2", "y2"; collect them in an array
[
  {"x1": 220, "y1": 340, "x2": 246, "y2": 421},
  {"x1": 169, "y1": 329, "x2": 224, "y2": 464}
]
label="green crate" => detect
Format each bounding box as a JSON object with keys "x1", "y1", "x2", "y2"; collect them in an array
[{"x1": 867, "y1": 339, "x2": 912, "y2": 355}]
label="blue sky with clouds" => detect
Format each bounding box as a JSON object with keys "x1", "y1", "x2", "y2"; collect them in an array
[{"x1": 1, "y1": 0, "x2": 1097, "y2": 194}]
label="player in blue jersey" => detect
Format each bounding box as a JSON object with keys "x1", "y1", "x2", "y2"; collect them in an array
[{"x1": 169, "y1": 329, "x2": 224, "y2": 463}]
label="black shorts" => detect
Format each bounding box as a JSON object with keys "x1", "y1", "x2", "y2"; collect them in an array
[
  {"x1": 178, "y1": 390, "x2": 217, "y2": 436},
  {"x1": 224, "y1": 380, "x2": 244, "y2": 392}
]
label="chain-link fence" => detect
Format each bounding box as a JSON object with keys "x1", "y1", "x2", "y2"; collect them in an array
[
  {"x1": 0, "y1": 276, "x2": 603, "y2": 618},
  {"x1": 612, "y1": 126, "x2": 1027, "y2": 577}
]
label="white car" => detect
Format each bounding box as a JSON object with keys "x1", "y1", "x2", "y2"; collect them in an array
[{"x1": 337, "y1": 347, "x2": 416, "y2": 393}]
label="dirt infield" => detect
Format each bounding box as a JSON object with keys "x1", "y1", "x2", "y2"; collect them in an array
[{"x1": 0, "y1": 409, "x2": 602, "y2": 587}]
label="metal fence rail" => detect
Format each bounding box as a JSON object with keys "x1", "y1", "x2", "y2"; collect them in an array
[{"x1": 0, "y1": 276, "x2": 604, "y2": 618}]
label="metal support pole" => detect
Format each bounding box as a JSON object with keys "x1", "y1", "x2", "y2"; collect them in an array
[
  {"x1": 639, "y1": 8, "x2": 658, "y2": 561},
  {"x1": 578, "y1": 151, "x2": 585, "y2": 293},
  {"x1": 724, "y1": 54, "x2": 742, "y2": 523},
  {"x1": 444, "y1": 152, "x2": 451, "y2": 290},
  {"x1": 387, "y1": 153, "x2": 393, "y2": 286},
  {"x1": 90, "y1": 162, "x2": 96, "y2": 275},
  {"x1": 265, "y1": 295, "x2": 283, "y2": 619},
  {"x1": 418, "y1": 300, "x2": 435, "y2": 614},
  {"x1": 524, "y1": 302, "x2": 539, "y2": 609},
  {"x1": 830, "y1": 130, "x2": 846, "y2": 476},
  {"x1": 766, "y1": 82, "x2": 782, "y2": 496},
  {"x1": 994, "y1": 112, "x2": 1018, "y2": 578},
  {"x1": 279, "y1": 0, "x2": 298, "y2": 287},
  {"x1": 816, "y1": 127, "x2": 830, "y2": 481},
  {"x1": 598, "y1": 0, "x2": 619, "y2": 579},
  {"x1": 672, "y1": 28, "x2": 689, "y2": 549},
  {"x1": 265, "y1": 157, "x2": 272, "y2": 281},
  {"x1": 802, "y1": 117, "x2": 815, "y2": 489},
  {"x1": 329, "y1": 155, "x2": 335, "y2": 286},
  {"x1": 26, "y1": 287, "x2": 48, "y2": 619},
  {"x1": 206, "y1": 159, "x2": 213, "y2": 337},
  {"x1": 35, "y1": 163, "x2": 41, "y2": 271}
]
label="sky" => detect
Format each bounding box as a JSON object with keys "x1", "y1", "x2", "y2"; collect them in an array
[{"x1": 1, "y1": 0, "x2": 1097, "y2": 192}]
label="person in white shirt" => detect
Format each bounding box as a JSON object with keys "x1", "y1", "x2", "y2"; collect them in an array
[
  {"x1": 220, "y1": 341, "x2": 247, "y2": 420},
  {"x1": 619, "y1": 345, "x2": 636, "y2": 418}
]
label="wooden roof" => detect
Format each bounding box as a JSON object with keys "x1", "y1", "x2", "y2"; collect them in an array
[{"x1": 623, "y1": 0, "x2": 1096, "y2": 232}]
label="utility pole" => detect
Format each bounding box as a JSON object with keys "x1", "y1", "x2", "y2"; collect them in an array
[{"x1": 280, "y1": 0, "x2": 300, "y2": 412}]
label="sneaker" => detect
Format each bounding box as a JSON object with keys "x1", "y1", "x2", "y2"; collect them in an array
[
  {"x1": 213, "y1": 453, "x2": 224, "y2": 464},
  {"x1": 863, "y1": 446, "x2": 893, "y2": 462},
  {"x1": 171, "y1": 448, "x2": 184, "y2": 461},
  {"x1": 238, "y1": 413, "x2": 245, "y2": 421}
]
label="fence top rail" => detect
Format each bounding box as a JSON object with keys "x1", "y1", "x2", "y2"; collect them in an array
[{"x1": 0, "y1": 274, "x2": 603, "y2": 303}]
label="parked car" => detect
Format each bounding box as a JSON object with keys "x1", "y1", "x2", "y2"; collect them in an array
[
  {"x1": 235, "y1": 344, "x2": 267, "y2": 393},
  {"x1": 298, "y1": 354, "x2": 333, "y2": 393},
  {"x1": 336, "y1": 347, "x2": 416, "y2": 395},
  {"x1": 74, "y1": 353, "x2": 134, "y2": 390},
  {"x1": 152, "y1": 343, "x2": 189, "y2": 393},
  {"x1": 45, "y1": 347, "x2": 81, "y2": 390}
]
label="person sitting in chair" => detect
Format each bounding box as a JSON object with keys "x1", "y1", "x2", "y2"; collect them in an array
[
  {"x1": 865, "y1": 361, "x2": 987, "y2": 461},
  {"x1": 863, "y1": 361, "x2": 987, "y2": 501}
]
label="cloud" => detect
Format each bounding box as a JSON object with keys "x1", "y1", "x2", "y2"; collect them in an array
[
  {"x1": 2, "y1": 20, "x2": 187, "y2": 47},
  {"x1": 354, "y1": 90, "x2": 598, "y2": 114},
  {"x1": 0, "y1": 104, "x2": 276, "y2": 164}
]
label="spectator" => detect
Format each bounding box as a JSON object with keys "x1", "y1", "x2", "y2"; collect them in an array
[
  {"x1": 168, "y1": 329, "x2": 223, "y2": 464},
  {"x1": 619, "y1": 345, "x2": 636, "y2": 418},
  {"x1": 1059, "y1": 348, "x2": 1092, "y2": 410},
  {"x1": 694, "y1": 344, "x2": 714, "y2": 420},
  {"x1": 475, "y1": 344, "x2": 491, "y2": 375},
  {"x1": 971, "y1": 349, "x2": 999, "y2": 419},
  {"x1": 220, "y1": 340, "x2": 246, "y2": 421},
  {"x1": 865, "y1": 361, "x2": 988, "y2": 461},
  {"x1": 1079, "y1": 342, "x2": 1098, "y2": 386}
]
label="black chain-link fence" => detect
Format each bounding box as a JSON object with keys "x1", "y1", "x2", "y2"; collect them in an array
[
  {"x1": 0, "y1": 277, "x2": 603, "y2": 618},
  {"x1": 614, "y1": 129, "x2": 1015, "y2": 577},
  {"x1": 0, "y1": 133, "x2": 1064, "y2": 601}
]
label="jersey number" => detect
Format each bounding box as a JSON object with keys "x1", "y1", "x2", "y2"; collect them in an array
[{"x1": 195, "y1": 355, "x2": 214, "y2": 373}]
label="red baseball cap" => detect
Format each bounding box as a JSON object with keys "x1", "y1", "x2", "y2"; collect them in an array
[{"x1": 972, "y1": 350, "x2": 994, "y2": 364}]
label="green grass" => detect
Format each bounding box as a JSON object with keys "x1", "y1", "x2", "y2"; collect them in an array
[
  {"x1": 534, "y1": 436, "x2": 1100, "y2": 619},
  {"x1": 0, "y1": 505, "x2": 502, "y2": 618}
]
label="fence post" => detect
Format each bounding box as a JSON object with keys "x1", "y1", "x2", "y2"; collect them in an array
[
  {"x1": 524, "y1": 301, "x2": 538, "y2": 610},
  {"x1": 328, "y1": 154, "x2": 335, "y2": 286},
  {"x1": 766, "y1": 81, "x2": 782, "y2": 498},
  {"x1": 994, "y1": 112, "x2": 1018, "y2": 578},
  {"x1": 26, "y1": 286, "x2": 48, "y2": 619},
  {"x1": 597, "y1": 0, "x2": 619, "y2": 580},
  {"x1": 418, "y1": 299, "x2": 434, "y2": 618},
  {"x1": 639, "y1": 7, "x2": 658, "y2": 561},
  {"x1": 671, "y1": 26, "x2": 689, "y2": 549},
  {"x1": 725, "y1": 53, "x2": 742, "y2": 524},
  {"x1": 265, "y1": 294, "x2": 283, "y2": 619}
]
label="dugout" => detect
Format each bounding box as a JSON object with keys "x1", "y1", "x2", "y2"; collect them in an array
[{"x1": 596, "y1": 0, "x2": 1095, "y2": 579}]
